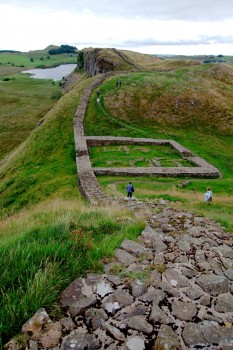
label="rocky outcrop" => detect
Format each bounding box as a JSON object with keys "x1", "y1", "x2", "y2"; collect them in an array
[
  {"x1": 77, "y1": 49, "x2": 118, "y2": 77},
  {"x1": 6, "y1": 204, "x2": 233, "y2": 350}
]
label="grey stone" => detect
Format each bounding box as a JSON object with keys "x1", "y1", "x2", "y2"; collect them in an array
[
  {"x1": 161, "y1": 224, "x2": 174, "y2": 232},
  {"x1": 85, "y1": 308, "x2": 108, "y2": 330},
  {"x1": 184, "y1": 287, "x2": 204, "y2": 300},
  {"x1": 22, "y1": 308, "x2": 51, "y2": 337},
  {"x1": 199, "y1": 295, "x2": 211, "y2": 306},
  {"x1": 127, "y1": 316, "x2": 153, "y2": 334},
  {"x1": 130, "y1": 279, "x2": 148, "y2": 297},
  {"x1": 115, "y1": 249, "x2": 137, "y2": 266},
  {"x1": 126, "y1": 263, "x2": 146, "y2": 273},
  {"x1": 195, "y1": 249, "x2": 205, "y2": 263},
  {"x1": 102, "y1": 323, "x2": 125, "y2": 341},
  {"x1": 115, "y1": 303, "x2": 148, "y2": 320},
  {"x1": 60, "y1": 278, "x2": 86, "y2": 307},
  {"x1": 93, "y1": 328, "x2": 113, "y2": 348},
  {"x1": 196, "y1": 274, "x2": 229, "y2": 296},
  {"x1": 216, "y1": 245, "x2": 233, "y2": 259},
  {"x1": 175, "y1": 255, "x2": 189, "y2": 263},
  {"x1": 157, "y1": 282, "x2": 179, "y2": 297},
  {"x1": 177, "y1": 240, "x2": 191, "y2": 252},
  {"x1": 215, "y1": 293, "x2": 233, "y2": 313},
  {"x1": 121, "y1": 239, "x2": 153, "y2": 260},
  {"x1": 138, "y1": 289, "x2": 166, "y2": 304},
  {"x1": 208, "y1": 259, "x2": 224, "y2": 275},
  {"x1": 106, "y1": 275, "x2": 122, "y2": 286},
  {"x1": 60, "y1": 330, "x2": 101, "y2": 350},
  {"x1": 197, "y1": 262, "x2": 212, "y2": 272},
  {"x1": 141, "y1": 225, "x2": 157, "y2": 239},
  {"x1": 125, "y1": 336, "x2": 145, "y2": 350},
  {"x1": 219, "y1": 256, "x2": 233, "y2": 269},
  {"x1": 102, "y1": 289, "x2": 134, "y2": 314},
  {"x1": 171, "y1": 300, "x2": 197, "y2": 321},
  {"x1": 94, "y1": 279, "x2": 114, "y2": 297},
  {"x1": 187, "y1": 226, "x2": 203, "y2": 237},
  {"x1": 38, "y1": 322, "x2": 62, "y2": 349},
  {"x1": 203, "y1": 237, "x2": 219, "y2": 247},
  {"x1": 182, "y1": 322, "x2": 233, "y2": 346},
  {"x1": 164, "y1": 268, "x2": 189, "y2": 288},
  {"x1": 60, "y1": 317, "x2": 76, "y2": 332},
  {"x1": 149, "y1": 303, "x2": 173, "y2": 324},
  {"x1": 151, "y1": 236, "x2": 167, "y2": 253},
  {"x1": 181, "y1": 267, "x2": 197, "y2": 279},
  {"x1": 153, "y1": 255, "x2": 165, "y2": 265},
  {"x1": 153, "y1": 325, "x2": 180, "y2": 350},
  {"x1": 69, "y1": 295, "x2": 97, "y2": 317},
  {"x1": 225, "y1": 268, "x2": 233, "y2": 281},
  {"x1": 149, "y1": 269, "x2": 162, "y2": 286}
]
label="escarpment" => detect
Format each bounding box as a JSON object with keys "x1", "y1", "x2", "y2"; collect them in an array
[{"x1": 77, "y1": 48, "x2": 134, "y2": 76}]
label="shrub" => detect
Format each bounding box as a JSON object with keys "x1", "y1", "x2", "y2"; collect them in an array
[{"x1": 50, "y1": 90, "x2": 63, "y2": 100}]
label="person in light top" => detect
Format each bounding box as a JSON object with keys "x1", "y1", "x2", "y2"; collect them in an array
[{"x1": 204, "y1": 187, "x2": 212, "y2": 202}]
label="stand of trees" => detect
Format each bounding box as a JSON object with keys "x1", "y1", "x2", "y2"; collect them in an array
[{"x1": 48, "y1": 45, "x2": 77, "y2": 55}]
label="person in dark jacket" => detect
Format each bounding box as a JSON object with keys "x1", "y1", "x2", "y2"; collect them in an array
[{"x1": 126, "y1": 182, "x2": 134, "y2": 198}]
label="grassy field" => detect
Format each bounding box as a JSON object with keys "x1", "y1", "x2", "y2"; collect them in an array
[
  {"x1": 0, "y1": 51, "x2": 77, "y2": 70},
  {"x1": 89, "y1": 144, "x2": 194, "y2": 167},
  {"x1": 85, "y1": 66, "x2": 233, "y2": 231}
]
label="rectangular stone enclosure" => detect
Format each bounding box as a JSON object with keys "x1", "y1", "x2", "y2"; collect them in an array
[{"x1": 83, "y1": 136, "x2": 220, "y2": 178}]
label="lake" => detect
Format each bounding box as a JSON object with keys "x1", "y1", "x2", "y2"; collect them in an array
[{"x1": 22, "y1": 64, "x2": 77, "y2": 81}]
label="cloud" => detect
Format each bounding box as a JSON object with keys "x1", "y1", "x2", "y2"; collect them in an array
[
  {"x1": 0, "y1": 1, "x2": 233, "y2": 54},
  {"x1": 5, "y1": 0, "x2": 233, "y2": 21}
]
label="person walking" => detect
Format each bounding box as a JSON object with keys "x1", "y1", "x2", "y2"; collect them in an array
[
  {"x1": 204, "y1": 187, "x2": 212, "y2": 202},
  {"x1": 126, "y1": 182, "x2": 134, "y2": 198}
]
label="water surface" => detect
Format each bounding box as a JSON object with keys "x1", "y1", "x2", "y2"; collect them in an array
[{"x1": 22, "y1": 64, "x2": 77, "y2": 81}]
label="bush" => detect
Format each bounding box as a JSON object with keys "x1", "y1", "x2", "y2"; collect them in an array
[{"x1": 50, "y1": 90, "x2": 63, "y2": 100}]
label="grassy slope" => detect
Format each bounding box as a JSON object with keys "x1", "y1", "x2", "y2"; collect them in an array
[
  {"x1": 0, "y1": 72, "x2": 144, "y2": 345},
  {"x1": 85, "y1": 65, "x2": 233, "y2": 230},
  {"x1": 0, "y1": 73, "x2": 61, "y2": 160}
]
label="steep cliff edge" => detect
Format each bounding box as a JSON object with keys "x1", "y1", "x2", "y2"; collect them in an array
[{"x1": 77, "y1": 48, "x2": 131, "y2": 76}]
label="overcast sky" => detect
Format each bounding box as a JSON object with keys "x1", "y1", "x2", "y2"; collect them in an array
[{"x1": 1, "y1": 0, "x2": 233, "y2": 55}]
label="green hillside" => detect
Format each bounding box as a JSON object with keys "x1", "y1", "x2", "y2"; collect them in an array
[
  {"x1": 0, "y1": 45, "x2": 77, "y2": 71},
  {"x1": 0, "y1": 48, "x2": 232, "y2": 346}
]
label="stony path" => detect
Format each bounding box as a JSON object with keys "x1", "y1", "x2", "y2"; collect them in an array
[{"x1": 8, "y1": 200, "x2": 233, "y2": 350}]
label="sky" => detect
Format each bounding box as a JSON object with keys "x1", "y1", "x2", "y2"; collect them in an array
[{"x1": 0, "y1": 0, "x2": 233, "y2": 55}]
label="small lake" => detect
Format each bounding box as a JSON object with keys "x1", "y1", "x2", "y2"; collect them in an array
[{"x1": 22, "y1": 64, "x2": 77, "y2": 81}]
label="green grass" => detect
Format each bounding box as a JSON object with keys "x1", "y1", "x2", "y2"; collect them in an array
[
  {"x1": 0, "y1": 52, "x2": 77, "y2": 69},
  {"x1": 0, "y1": 199, "x2": 144, "y2": 347},
  {"x1": 89, "y1": 144, "x2": 193, "y2": 168},
  {"x1": 0, "y1": 73, "x2": 61, "y2": 160}
]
